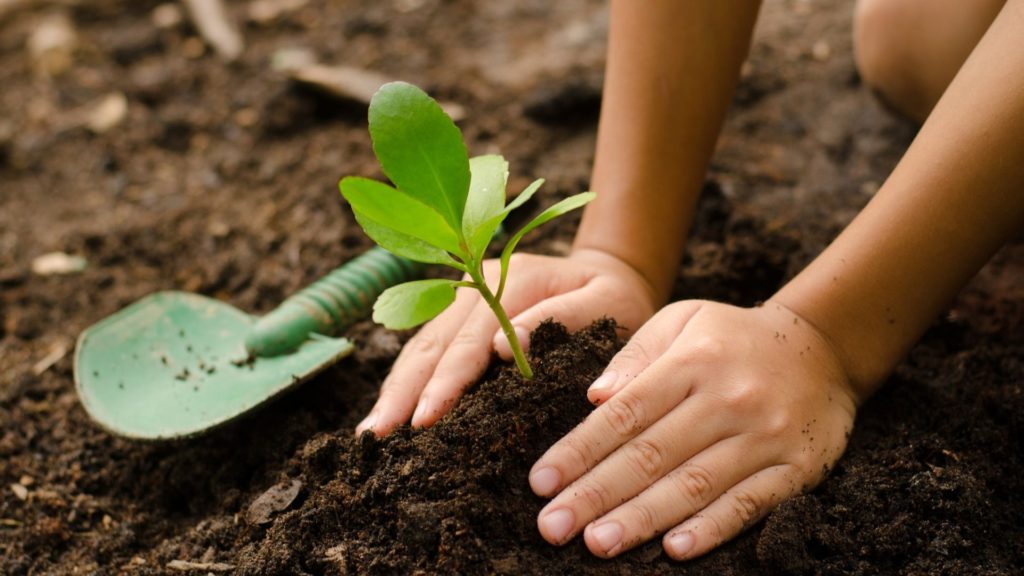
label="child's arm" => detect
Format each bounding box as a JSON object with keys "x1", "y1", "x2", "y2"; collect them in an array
[
  {"x1": 357, "y1": 1, "x2": 761, "y2": 436},
  {"x1": 531, "y1": 0, "x2": 1024, "y2": 560}
]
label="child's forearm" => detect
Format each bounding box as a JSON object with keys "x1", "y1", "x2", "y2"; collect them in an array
[
  {"x1": 775, "y1": 0, "x2": 1024, "y2": 400},
  {"x1": 575, "y1": 1, "x2": 761, "y2": 305}
]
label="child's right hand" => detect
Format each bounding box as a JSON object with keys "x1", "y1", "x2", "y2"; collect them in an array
[{"x1": 355, "y1": 248, "x2": 659, "y2": 436}]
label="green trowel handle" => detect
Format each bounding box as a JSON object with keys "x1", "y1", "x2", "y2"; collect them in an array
[{"x1": 245, "y1": 248, "x2": 424, "y2": 357}]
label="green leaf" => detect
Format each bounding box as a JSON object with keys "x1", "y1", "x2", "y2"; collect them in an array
[
  {"x1": 373, "y1": 279, "x2": 459, "y2": 330},
  {"x1": 340, "y1": 176, "x2": 463, "y2": 257},
  {"x1": 463, "y1": 155, "x2": 508, "y2": 259},
  {"x1": 495, "y1": 191, "x2": 595, "y2": 301},
  {"x1": 466, "y1": 178, "x2": 545, "y2": 261},
  {"x1": 356, "y1": 217, "x2": 462, "y2": 268},
  {"x1": 505, "y1": 178, "x2": 544, "y2": 214},
  {"x1": 369, "y1": 82, "x2": 470, "y2": 232}
]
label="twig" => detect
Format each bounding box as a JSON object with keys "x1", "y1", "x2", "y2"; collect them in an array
[
  {"x1": 180, "y1": 0, "x2": 243, "y2": 61},
  {"x1": 167, "y1": 560, "x2": 235, "y2": 572}
]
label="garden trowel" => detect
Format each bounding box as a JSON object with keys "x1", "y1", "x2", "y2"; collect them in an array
[{"x1": 74, "y1": 248, "x2": 422, "y2": 440}]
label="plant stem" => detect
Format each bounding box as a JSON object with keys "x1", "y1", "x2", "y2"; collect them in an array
[{"x1": 469, "y1": 269, "x2": 533, "y2": 379}]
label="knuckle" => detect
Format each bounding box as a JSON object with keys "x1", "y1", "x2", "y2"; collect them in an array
[
  {"x1": 602, "y1": 392, "x2": 646, "y2": 437},
  {"x1": 611, "y1": 341, "x2": 652, "y2": 369},
  {"x1": 624, "y1": 438, "x2": 665, "y2": 481},
  {"x1": 721, "y1": 380, "x2": 763, "y2": 410},
  {"x1": 627, "y1": 502, "x2": 659, "y2": 536},
  {"x1": 790, "y1": 451, "x2": 819, "y2": 478},
  {"x1": 679, "y1": 335, "x2": 726, "y2": 366},
  {"x1": 763, "y1": 408, "x2": 795, "y2": 438},
  {"x1": 702, "y1": 511, "x2": 728, "y2": 542},
  {"x1": 664, "y1": 300, "x2": 697, "y2": 316},
  {"x1": 670, "y1": 463, "x2": 716, "y2": 506},
  {"x1": 449, "y1": 328, "x2": 482, "y2": 349},
  {"x1": 573, "y1": 480, "x2": 613, "y2": 514},
  {"x1": 406, "y1": 333, "x2": 443, "y2": 356},
  {"x1": 558, "y1": 433, "x2": 596, "y2": 473},
  {"x1": 728, "y1": 490, "x2": 764, "y2": 529}
]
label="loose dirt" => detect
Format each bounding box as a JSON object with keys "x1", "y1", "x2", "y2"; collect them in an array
[{"x1": 1, "y1": 0, "x2": 1021, "y2": 574}]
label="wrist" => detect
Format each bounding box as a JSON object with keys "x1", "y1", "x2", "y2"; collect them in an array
[
  {"x1": 570, "y1": 243, "x2": 673, "y2": 308},
  {"x1": 769, "y1": 287, "x2": 898, "y2": 405},
  {"x1": 568, "y1": 246, "x2": 666, "y2": 309},
  {"x1": 764, "y1": 297, "x2": 876, "y2": 406}
]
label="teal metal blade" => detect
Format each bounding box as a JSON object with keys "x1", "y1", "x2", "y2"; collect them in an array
[{"x1": 74, "y1": 291, "x2": 353, "y2": 440}]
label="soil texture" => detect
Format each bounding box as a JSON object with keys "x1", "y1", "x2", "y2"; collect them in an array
[{"x1": 1, "y1": 0, "x2": 1022, "y2": 574}]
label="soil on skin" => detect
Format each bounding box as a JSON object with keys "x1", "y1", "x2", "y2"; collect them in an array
[{"x1": 2, "y1": 0, "x2": 1023, "y2": 574}]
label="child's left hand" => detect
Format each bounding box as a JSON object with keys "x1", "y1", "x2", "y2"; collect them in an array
[{"x1": 529, "y1": 300, "x2": 860, "y2": 560}]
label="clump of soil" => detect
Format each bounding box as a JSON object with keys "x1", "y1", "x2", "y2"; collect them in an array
[
  {"x1": 237, "y1": 320, "x2": 622, "y2": 575},
  {"x1": 3, "y1": 0, "x2": 1023, "y2": 574}
]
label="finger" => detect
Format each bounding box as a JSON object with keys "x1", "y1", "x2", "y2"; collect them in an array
[
  {"x1": 533, "y1": 393, "x2": 721, "y2": 546},
  {"x1": 412, "y1": 271, "x2": 554, "y2": 428},
  {"x1": 356, "y1": 288, "x2": 480, "y2": 436},
  {"x1": 492, "y1": 281, "x2": 591, "y2": 361},
  {"x1": 529, "y1": 346, "x2": 700, "y2": 500},
  {"x1": 409, "y1": 298, "x2": 499, "y2": 428},
  {"x1": 579, "y1": 435, "x2": 774, "y2": 558},
  {"x1": 663, "y1": 464, "x2": 801, "y2": 560},
  {"x1": 587, "y1": 301, "x2": 705, "y2": 406},
  {"x1": 528, "y1": 301, "x2": 704, "y2": 498}
]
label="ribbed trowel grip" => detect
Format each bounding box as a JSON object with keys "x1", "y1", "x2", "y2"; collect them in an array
[{"x1": 244, "y1": 248, "x2": 424, "y2": 357}]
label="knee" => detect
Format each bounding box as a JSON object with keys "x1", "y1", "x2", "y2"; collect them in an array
[{"x1": 853, "y1": 0, "x2": 926, "y2": 120}]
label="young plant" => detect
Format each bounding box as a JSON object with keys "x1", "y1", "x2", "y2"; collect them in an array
[{"x1": 339, "y1": 82, "x2": 594, "y2": 379}]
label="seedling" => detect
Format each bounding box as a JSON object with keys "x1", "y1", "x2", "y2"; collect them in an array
[{"x1": 339, "y1": 82, "x2": 594, "y2": 379}]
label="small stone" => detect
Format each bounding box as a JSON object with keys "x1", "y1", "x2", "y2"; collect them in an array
[
  {"x1": 27, "y1": 12, "x2": 77, "y2": 76},
  {"x1": 18, "y1": 475, "x2": 33, "y2": 487},
  {"x1": 290, "y1": 64, "x2": 389, "y2": 105},
  {"x1": 86, "y1": 92, "x2": 128, "y2": 134},
  {"x1": 811, "y1": 40, "x2": 831, "y2": 62},
  {"x1": 10, "y1": 483, "x2": 28, "y2": 501},
  {"x1": 182, "y1": 0, "x2": 244, "y2": 61},
  {"x1": 246, "y1": 478, "x2": 302, "y2": 525},
  {"x1": 270, "y1": 47, "x2": 316, "y2": 72},
  {"x1": 152, "y1": 3, "x2": 183, "y2": 30},
  {"x1": 249, "y1": 0, "x2": 309, "y2": 24},
  {"x1": 167, "y1": 560, "x2": 235, "y2": 572},
  {"x1": 439, "y1": 101, "x2": 466, "y2": 122},
  {"x1": 31, "y1": 252, "x2": 88, "y2": 276}
]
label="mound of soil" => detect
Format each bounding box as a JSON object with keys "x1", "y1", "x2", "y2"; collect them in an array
[{"x1": 2, "y1": 0, "x2": 1023, "y2": 574}]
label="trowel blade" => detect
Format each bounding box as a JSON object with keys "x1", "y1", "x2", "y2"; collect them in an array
[{"x1": 74, "y1": 291, "x2": 353, "y2": 440}]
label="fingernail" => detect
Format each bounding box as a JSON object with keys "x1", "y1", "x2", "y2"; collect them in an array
[
  {"x1": 530, "y1": 467, "x2": 560, "y2": 496},
  {"x1": 588, "y1": 371, "x2": 618, "y2": 393},
  {"x1": 355, "y1": 411, "x2": 377, "y2": 435},
  {"x1": 539, "y1": 508, "x2": 575, "y2": 543},
  {"x1": 412, "y1": 399, "x2": 429, "y2": 425},
  {"x1": 591, "y1": 521, "x2": 624, "y2": 554},
  {"x1": 666, "y1": 531, "x2": 695, "y2": 558}
]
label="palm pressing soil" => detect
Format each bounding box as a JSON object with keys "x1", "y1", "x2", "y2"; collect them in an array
[{"x1": 2, "y1": 0, "x2": 1023, "y2": 574}]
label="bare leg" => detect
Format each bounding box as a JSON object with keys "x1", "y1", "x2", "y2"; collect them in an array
[{"x1": 853, "y1": 0, "x2": 1006, "y2": 123}]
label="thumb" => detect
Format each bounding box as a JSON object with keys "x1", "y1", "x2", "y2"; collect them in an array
[
  {"x1": 492, "y1": 287, "x2": 598, "y2": 360},
  {"x1": 586, "y1": 300, "x2": 704, "y2": 405}
]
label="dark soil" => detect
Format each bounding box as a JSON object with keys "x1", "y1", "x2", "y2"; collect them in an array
[{"x1": 2, "y1": 0, "x2": 1022, "y2": 574}]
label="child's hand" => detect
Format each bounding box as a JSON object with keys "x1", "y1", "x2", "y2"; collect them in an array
[
  {"x1": 355, "y1": 248, "x2": 658, "y2": 436},
  {"x1": 530, "y1": 300, "x2": 859, "y2": 560}
]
